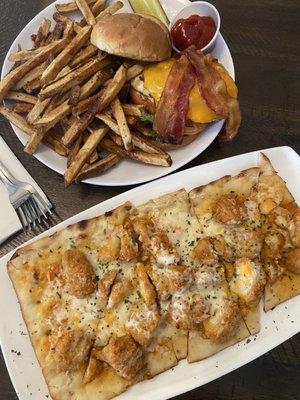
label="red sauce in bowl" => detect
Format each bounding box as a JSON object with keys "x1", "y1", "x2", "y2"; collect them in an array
[{"x1": 171, "y1": 14, "x2": 217, "y2": 51}]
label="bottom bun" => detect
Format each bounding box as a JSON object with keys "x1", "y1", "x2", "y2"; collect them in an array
[{"x1": 147, "y1": 128, "x2": 206, "y2": 150}]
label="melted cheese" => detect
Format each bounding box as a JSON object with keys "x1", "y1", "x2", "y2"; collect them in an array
[
  {"x1": 229, "y1": 258, "x2": 265, "y2": 303},
  {"x1": 143, "y1": 58, "x2": 238, "y2": 124}
]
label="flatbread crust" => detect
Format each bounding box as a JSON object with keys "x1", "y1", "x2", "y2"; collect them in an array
[
  {"x1": 188, "y1": 319, "x2": 249, "y2": 363},
  {"x1": 264, "y1": 272, "x2": 300, "y2": 311}
]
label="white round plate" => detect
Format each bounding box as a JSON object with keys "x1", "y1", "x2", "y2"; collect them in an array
[{"x1": 1, "y1": 0, "x2": 235, "y2": 186}]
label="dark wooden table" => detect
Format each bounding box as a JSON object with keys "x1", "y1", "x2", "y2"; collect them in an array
[{"x1": 0, "y1": 0, "x2": 299, "y2": 399}]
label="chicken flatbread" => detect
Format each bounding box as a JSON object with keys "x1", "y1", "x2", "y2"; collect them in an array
[{"x1": 7, "y1": 154, "x2": 300, "y2": 400}]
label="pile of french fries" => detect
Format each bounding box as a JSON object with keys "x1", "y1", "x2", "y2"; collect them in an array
[{"x1": 0, "y1": 0, "x2": 172, "y2": 187}]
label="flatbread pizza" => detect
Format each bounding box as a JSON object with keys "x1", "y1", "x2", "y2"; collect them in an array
[{"x1": 7, "y1": 154, "x2": 300, "y2": 399}]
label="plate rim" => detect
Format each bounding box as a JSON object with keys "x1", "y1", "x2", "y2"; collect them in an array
[
  {"x1": 0, "y1": 145, "x2": 299, "y2": 400},
  {"x1": 1, "y1": 0, "x2": 234, "y2": 187}
]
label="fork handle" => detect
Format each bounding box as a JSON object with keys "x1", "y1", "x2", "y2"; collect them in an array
[{"x1": 0, "y1": 160, "x2": 17, "y2": 185}]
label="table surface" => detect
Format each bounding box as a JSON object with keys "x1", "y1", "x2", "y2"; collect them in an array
[{"x1": 0, "y1": 0, "x2": 299, "y2": 399}]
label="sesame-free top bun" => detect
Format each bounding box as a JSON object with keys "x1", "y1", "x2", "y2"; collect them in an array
[{"x1": 91, "y1": 13, "x2": 171, "y2": 62}]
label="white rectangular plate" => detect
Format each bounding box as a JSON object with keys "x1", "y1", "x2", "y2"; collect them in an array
[{"x1": 0, "y1": 146, "x2": 299, "y2": 400}]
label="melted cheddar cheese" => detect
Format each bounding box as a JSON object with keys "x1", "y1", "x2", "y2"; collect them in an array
[{"x1": 143, "y1": 58, "x2": 238, "y2": 124}]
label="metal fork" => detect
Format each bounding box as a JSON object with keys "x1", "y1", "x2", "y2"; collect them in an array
[{"x1": 0, "y1": 160, "x2": 52, "y2": 231}]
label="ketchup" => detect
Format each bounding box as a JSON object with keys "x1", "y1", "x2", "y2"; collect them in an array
[{"x1": 171, "y1": 15, "x2": 217, "y2": 51}]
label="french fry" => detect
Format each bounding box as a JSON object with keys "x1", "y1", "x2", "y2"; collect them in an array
[
  {"x1": 56, "y1": 0, "x2": 96, "y2": 13},
  {"x1": 126, "y1": 115, "x2": 138, "y2": 126},
  {"x1": 0, "y1": 37, "x2": 68, "y2": 102},
  {"x1": 24, "y1": 102, "x2": 71, "y2": 154},
  {"x1": 67, "y1": 134, "x2": 82, "y2": 167},
  {"x1": 91, "y1": 0, "x2": 106, "y2": 15},
  {"x1": 62, "y1": 64, "x2": 126, "y2": 146},
  {"x1": 75, "y1": 0, "x2": 96, "y2": 26},
  {"x1": 27, "y1": 98, "x2": 51, "y2": 124},
  {"x1": 122, "y1": 104, "x2": 144, "y2": 117},
  {"x1": 53, "y1": 13, "x2": 82, "y2": 34},
  {"x1": 96, "y1": 1, "x2": 123, "y2": 22},
  {"x1": 76, "y1": 153, "x2": 119, "y2": 182},
  {"x1": 68, "y1": 85, "x2": 81, "y2": 105},
  {"x1": 83, "y1": 131, "x2": 98, "y2": 163},
  {"x1": 27, "y1": 66, "x2": 72, "y2": 122},
  {"x1": 64, "y1": 125, "x2": 109, "y2": 186},
  {"x1": 44, "y1": 22, "x2": 64, "y2": 44},
  {"x1": 69, "y1": 43, "x2": 98, "y2": 68},
  {"x1": 23, "y1": 78, "x2": 42, "y2": 94},
  {"x1": 45, "y1": 132, "x2": 70, "y2": 156},
  {"x1": 0, "y1": 106, "x2": 69, "y2": 156},
  {"x1": 9, "y1": 46, "x2": 47, "y2": 62},
  {"x1": 33, "y1": 101, "x2": 71, "y2": 129},
  {"x1": 101, "y1": 138, "x2": 172, "y2": 167},
  {"x1": 126, "y1": 64, "x2": 144, "y2": 81},
  {"x1": 111, "y1": 96, "x2": 132, "y2": 150},
  {"x1": 12, "y1": 102, "x2": 34, "y2": 114},
  {"x1": 135, "y1": 120, "x2": 157, "y2": 137},
  {"x1": 109, "y1": 131, "x2": 123, "y2": 146},
  {"x1": 60, "y1": 116, "x2": 71, "y2": 132},
  {"x1": 24, "y1": 103, "x2": 71, "y2": 154},
  {"x1": 72, "y1": 89, "x2": 102, "y2": 116},
  {"x1": 41, "y1": 25, "x2": 91, "y2": 86},
  {"x1": 79, "y1": 69, "x2": 113, "y2": 101},
  {"x1": 14, "y1": 62, "x2": 46, "y2": 90},
  {"x1": 0, "y1": 106, "x2": 39, "y2": 136},
  {"x1": 5, "y1": 91, "x2": 37, "y2": 104},
  {"x1": 40, "y1": 56, "x2": 108, "y2": 99},
  {"x1": 33, "y1": 18, "x2": 52, "y2": 49},
  {"x1": 97, "y1": 113, "x2": 164, "y2": 154},
  {"x1": 128, "y1": 132, "x2": 165, "y2": 155}
]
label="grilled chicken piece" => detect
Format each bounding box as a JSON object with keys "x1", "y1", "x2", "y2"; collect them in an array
[
  {"x1": 210, "y1": 236, "x2": 233, "y2": 262},
  {"x1": 51, "y1": 329, "x2": 92, "y2": 372},
  {"x1": 62, "y1": 249, "x2": 96, "y2": 298},
  {"x1": 125, "y1": 302, "x2": 160, "y2": 347},
  {"x1": 145, "y1": 265, "x2": 171, "y2": 301},
  {"x1": 107, "y1": 279, "x2": 133, "y2": 309},
  {"x1": 133, "y1": 217, "x2": 180, "y2": 265},
  {"x1": 98, "y1": 335, "x2": 145, "y2": 380},
  {"x1": 263, "y1": 232, "x2": 285, "y2": 259},
  {"x1": 135, "y1": 263, "x2": 156, "y2": 307},
  {"x1": 169, "y1": 291, "x2": 210, "y2": 330},
  {"x1": 192, "y1": 238, "x2": 218, "y2": 265},
  {"x1": 228, "y1": 227, "x2": 262, "y2": 259},
  {"x1": 165, "y1": 264, "x2": 192, "y2": 294},
  {"x1": 98, "y1": 269, "x2": 118, "y2": 301},
  {"x1": 193, "y1": 265, "x2": 225, "y2": 290},
  {"x1": 212, "y1": 194, "x2": 246, "y2": 224},
  {"x1": 82, "y1": 348, "x2": 103, "y2": 385},
  {"x1": 119, "y1": 224, "x2": 139, "y2": 261},
  {"x1": 202, "y1": 293, "x2": 241, "y2": 343}
]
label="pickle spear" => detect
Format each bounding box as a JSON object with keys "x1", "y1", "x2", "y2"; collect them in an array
[{"x1": 128, "y1": 0, "x2": 169, "y2": 25}]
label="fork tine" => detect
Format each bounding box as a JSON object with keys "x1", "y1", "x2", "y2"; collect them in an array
[
  {"x1": 20, "y1": 203, "x2": 32, "y2": 231},
  {"x1": 25, "y1": 198, "x2": 37, "y2": 228},
  {"x1": 32, "y1": 192, "x2": 52, "y2": 217},
  {"x1": 29, "y1": 196, "x2": 42, "y2": 223},
  {"x1": 15, "y1": 206, "x2": 27, "y2": 232}
]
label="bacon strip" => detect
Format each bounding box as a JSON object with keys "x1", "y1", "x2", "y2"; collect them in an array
[
  {"x1": 185, "y1": 46, "x2": 241, "y2": 141},
  {"x1": 153, "y1": 54, "x2": 195, "y2": 144}
]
